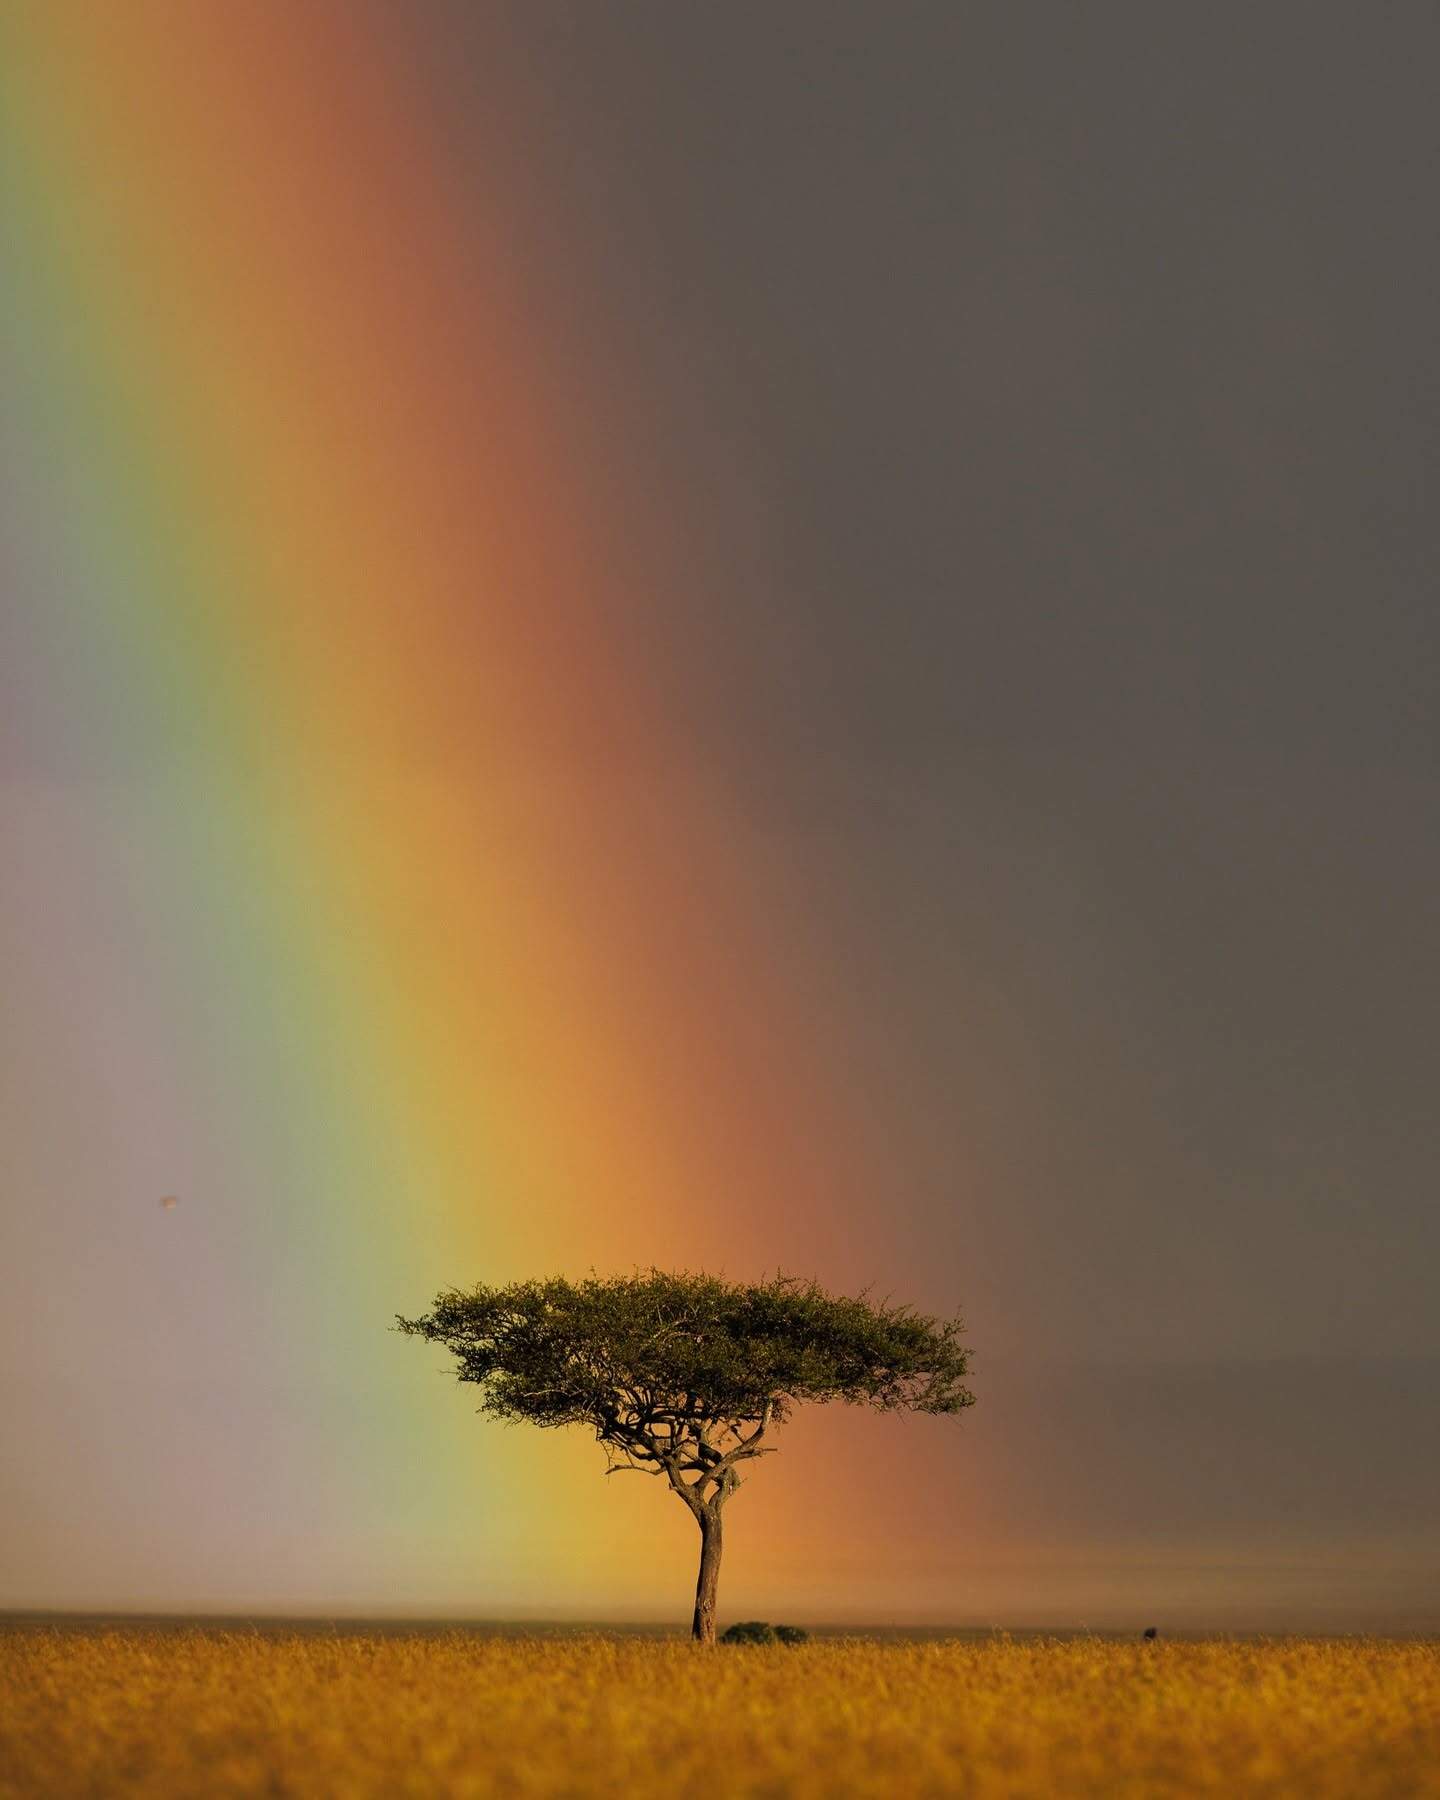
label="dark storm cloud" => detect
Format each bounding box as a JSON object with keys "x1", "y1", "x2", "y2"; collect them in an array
[{"x1": 433, "y1": 1, "x2": 1437, "y2": 775}]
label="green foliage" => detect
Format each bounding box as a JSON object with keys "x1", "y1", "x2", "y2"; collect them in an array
[
  {"x1": 395, "y1": 1268, "x2": 974, "y2": 1440},
  {"x1": 721, "y1": 1621, "x2": 776, "y2": 1645},
  {"x1": 719, "y1": 1621, "x2": 809, "y2": 1646}
]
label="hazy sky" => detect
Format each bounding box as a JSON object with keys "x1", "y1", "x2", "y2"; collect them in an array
[
  {"x1": 428, "y1": 0, "x2": 1440, "y2": 1421},
  {"x1": 3, "y1": 2, "x2": 1437, "y2": 1627},
  {"x1": 468, "y1": 0, "x2": 1440, "y2": 1362}
]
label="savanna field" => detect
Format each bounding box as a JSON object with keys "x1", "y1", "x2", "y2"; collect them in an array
[{"x1": 2, "y1": 1630, "x2": 1437, "y2": 1799}]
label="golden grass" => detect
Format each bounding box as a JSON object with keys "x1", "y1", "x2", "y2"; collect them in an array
[{"x1": 2, "y1": 1629, "x2": 1437, "y2": 1798}]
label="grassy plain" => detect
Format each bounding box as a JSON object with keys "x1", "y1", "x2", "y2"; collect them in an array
[{"x1": 2, "y1": 1628, "x2": 1436, "y2": 1798}]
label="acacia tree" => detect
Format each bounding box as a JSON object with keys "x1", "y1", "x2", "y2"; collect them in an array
[{"x1": 397, "y1": 1269, "x2": 974, "y2": 1644}]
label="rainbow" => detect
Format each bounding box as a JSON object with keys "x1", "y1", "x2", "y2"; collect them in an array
[{"x1": 2, "y1": 4, "x2": 952, "y2": 1616}]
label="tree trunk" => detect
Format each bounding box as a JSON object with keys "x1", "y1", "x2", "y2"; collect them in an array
[{"x1": 691, "y1": 1506, "x2": 723, "y2": 1645}]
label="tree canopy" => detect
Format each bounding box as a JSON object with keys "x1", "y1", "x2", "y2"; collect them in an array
[{"x1": 397, "y1": 1268, "x2": 972, "y2": 1441}]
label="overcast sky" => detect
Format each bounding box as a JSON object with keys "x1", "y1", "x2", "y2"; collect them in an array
[
  {"x1": 424, "y1": 4, "x2": 1440, "y2": 1608},
  {"x1": 420, "y1": 0, "x2": 1440, "y2": 1362}
]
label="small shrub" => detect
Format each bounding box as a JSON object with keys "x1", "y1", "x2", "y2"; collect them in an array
[
  {"x1": 719, "y1": 1621, "x2": 808, "y2": 1647},
  {"x1": 721, "y1": 1621, "x2": 777, "y2": 1645}
]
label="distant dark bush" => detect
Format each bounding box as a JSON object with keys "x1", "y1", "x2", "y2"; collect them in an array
[
  {"x1": 720, "y1": 1621, "x2": 808, "y2": 1647},
  {"x1": 721, "y1": 1621, "x2": 776, "y2": 1645}
]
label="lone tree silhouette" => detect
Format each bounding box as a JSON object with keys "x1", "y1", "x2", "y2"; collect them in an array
[{"x1": 397, "y1": 1269, "x2": 973, "y2": 1645}]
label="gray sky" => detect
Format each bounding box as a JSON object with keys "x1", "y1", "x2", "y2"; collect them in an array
[
  {"x1": 427, "y1": 0, "x2": 1440, "y2": 1603},
  {"x1": 422, "y1": 0, "x2": 1440, "y2": 1359}
]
